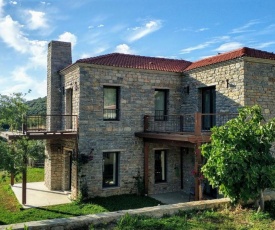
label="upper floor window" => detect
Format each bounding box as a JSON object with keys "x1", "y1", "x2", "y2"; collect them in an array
[
  {"x1": 103, "y1": 86, "x2": 119, "y2": 120},
  {"x1": 155, "y1": 89, "x2": 168, "y2": 121}
]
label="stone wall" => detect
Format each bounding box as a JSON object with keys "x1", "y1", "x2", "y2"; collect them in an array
[
  {"x1": 0, "y1": 198, "x2": 233, "y2": 230},
  {"x1": 44, "y1": 140, "x2": 63, "y2": 190},
  {"x1": 147, "y1": 143, "x2": 181, "y2": 194},
  {"x1": 182, "y1": 58, "x2": 245, "y2": 114},
  {"x1": 243, "y1": 58, "x2": 275, "y2": 120},
  {"x1": 182, "y1": 147, "x2": 195, "y2": 194},
  {"x1": 74, "y1": 64, "x2": 182, "y2": 197}
]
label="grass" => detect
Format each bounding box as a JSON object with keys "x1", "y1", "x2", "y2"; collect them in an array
[
  {"x1": 1, "y1": 168, "x2": 275, "y2": 229},
  {"x1": 114, "y1": 205, "x2": 275, "y2": 230},
  {"x1": 0, "y1": 168, "x2": 160, "y2": 225}
]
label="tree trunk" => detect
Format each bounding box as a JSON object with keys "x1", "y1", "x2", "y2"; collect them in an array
[{"x1": 256, "y1": 189, "x2": 265, "y2": 212}]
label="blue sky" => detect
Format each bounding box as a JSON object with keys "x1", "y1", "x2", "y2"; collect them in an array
[{"x1": 0, "y1": 0, "x2": 275, "y2": 100}]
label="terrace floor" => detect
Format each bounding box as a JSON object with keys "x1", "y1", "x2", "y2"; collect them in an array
[{"x1": 11, "y1": 182, "x2": 72, "y2": 209}]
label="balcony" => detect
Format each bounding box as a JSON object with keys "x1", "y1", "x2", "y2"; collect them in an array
[
  {"x1": 0, "y1": 115, "x2": 78, "y2": 140},
  {"x1": 20, "y1": 115, "x2": 78, "y2": 140},
  {"x1": 135, "y1": 112, "x2": 237, "y2": 144}
]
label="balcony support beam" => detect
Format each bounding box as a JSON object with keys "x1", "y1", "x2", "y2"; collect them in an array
[{"x1": 144, "y1": 142, "x2": 149, "y2": 195}]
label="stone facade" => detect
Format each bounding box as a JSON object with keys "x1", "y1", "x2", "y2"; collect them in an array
[
  {"x1": 69, "y1": 64, "x2": 182, "y2": 197},
  {"x1": 45, "y1": 41, "x2": 275, "y2": 199},
  {"x1": 182, "y1": 58, "x2": 245, "y2": 114},
  {"x1": 243, "y1": 57, "x2": 275, "y2": 120}
]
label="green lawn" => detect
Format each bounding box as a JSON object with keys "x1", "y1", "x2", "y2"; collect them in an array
[
  {"x1": 113, "y1": 205, "x2": 275, "y2": 230},
  {"x1": 1, "y1": 168, "x2": 275, "y2": 229},
  {"x1": 0, "y1": 168, "x2": 160, "y2": 225}
]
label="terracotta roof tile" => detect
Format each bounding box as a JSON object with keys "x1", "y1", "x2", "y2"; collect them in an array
[
  {"x1": 76, "y1": 53, "x2": 192, "y2": 73},
  {"x1": 184, "y1": 47, "x2": 275, "y2": 71}
]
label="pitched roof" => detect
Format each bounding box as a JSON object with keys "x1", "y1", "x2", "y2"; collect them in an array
[
  {"x1": 184, "y1": 47, "x2": 275, "y2": 71},
  {"x1": 76, "y1": 53, "x2": 192, "y2": 73}
]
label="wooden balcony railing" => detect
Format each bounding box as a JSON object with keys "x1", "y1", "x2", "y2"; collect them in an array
[
  {"x1": 144, "y1": 112, "x2": 238, "y2": 135},
  {"x1": 22, "y1": 115, "x2": 78, "y2": 133}
]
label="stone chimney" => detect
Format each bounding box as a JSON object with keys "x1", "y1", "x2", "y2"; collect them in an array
[{"x1": 47, "y1": 41, "x2": 72, "y2": 116}]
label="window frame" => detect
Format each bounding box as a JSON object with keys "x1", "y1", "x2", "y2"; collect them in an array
[
  {"x1": 103, "y1": 86, "x2": 120, "y2": 121},
  {"x1": 102, "y1": 152, "x2": 119, "y2": 188},
  {"x1": 154, "y1": 89, "x2": 168, "y2": 121},
  {"x1": 154, "y1": 150, "x2": 167, "y2": 183}
]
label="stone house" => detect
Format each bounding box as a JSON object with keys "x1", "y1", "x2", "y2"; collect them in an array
[{"x1": 38, "y1": 41, "x2": 275, "y2": 200}]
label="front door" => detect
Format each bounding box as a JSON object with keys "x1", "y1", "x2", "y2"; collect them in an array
[{"x1": 201, "y1": 87, "x2": 216, "y2": 130}]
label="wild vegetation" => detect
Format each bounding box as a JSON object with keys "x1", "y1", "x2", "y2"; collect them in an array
[{"x1": 25, "y1": 96, "x2": 46, "y2": 115}]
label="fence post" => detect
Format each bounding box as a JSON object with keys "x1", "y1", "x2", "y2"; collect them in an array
[{"x1": 195, "y1": 112, "x2": 202, "y2": 135}]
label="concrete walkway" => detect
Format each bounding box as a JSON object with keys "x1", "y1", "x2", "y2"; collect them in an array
[
  {"x1": 11, "y1": 182, "x2": 71, "y2": 208},
  {"x1": 150, "y1": 191, "x2": 190, "y2": 204}
]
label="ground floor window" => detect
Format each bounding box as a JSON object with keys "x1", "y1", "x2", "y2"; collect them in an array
[
  {"x1": 103, "y1": 152, "x2": 119, "y2": 187},
  {"x1": 155, "y1": 150, "x2": 167, "y2": 183}
]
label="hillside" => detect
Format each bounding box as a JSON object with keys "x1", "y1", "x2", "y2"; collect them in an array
[{"x1": 26, "y1": 96, "x2": 47, "y2": 115}]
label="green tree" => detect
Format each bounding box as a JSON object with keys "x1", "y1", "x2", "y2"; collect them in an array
[
  {"x1": 0, "y1": 92, "x2": 29, "y2": 131},
  {"x1": 0, "y1": 92, "x2": 45, "y2": 204},
  {"x1": 0, "y1": 137, "x2": 44, "y2": 180},
  {"x1": 201, "y1": 105, "x2": 275, "y2": 211}
]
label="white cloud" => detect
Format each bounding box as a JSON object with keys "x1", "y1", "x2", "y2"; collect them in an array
[
  {"x1": 1, "y1": 66, "x2": 47, "y2": 100},
  {"x1": 98, "y1": 24, "x2": 104, "y2": 28},
  {"x1": 0, "y1": 15, "x2": 29, "y2": 53},
  {"x1": 196, "y1": 28, "x2": 209, "y2": 32},
  {"x1": 27, "y1": 10, "x2": 48, "y2": 30},
  {"x1": 254, "y1": 41, "x2": 275, "y2": 49},
  {"x1": 180, "y1": 44, "x2": 209, "y2": 54},
  {"x1": 9, "y1": 1, "x2": 17, "y2": 5},
  {"x1": 128, "y1": 20, "x2": 162, "y2": 42},
  {"x1": 231, "y1": 20, "x2": 260, "y2": 34},
  {"x1": 40, "y1": 1, "x2": 50, "y2": 5},
  {"x1": 0, "y1": 0, "x2": 5, "y2": 17},
  {"x1": 114, "y1": 44, "x2": 133, "y2": 54},
  {"x1": 0, "y1": 15, "x2": 48, "y2": 67},
  {"x1": 58, "y1": 32, "x2": 77, "y2": 48},
  {"x1": 180, "y1": 36, "x2": 230, "y2": 54},
  {"x1": 215, "y1": 42, "x2": 243, "y2": 52}
]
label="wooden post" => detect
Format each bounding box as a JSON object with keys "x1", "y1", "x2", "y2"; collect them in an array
[
  {"x1": 144, "y1": 115, "x2": 149, "y2": 132},
  {"x1": 194, "y1": 112, "x2": 202, "y2": 136},
  {"x1": 144, "y1": 142, "x2": 149, "y2": 195},
  {"x1": 194, "y1": 161, "x2": 199, "y2": 201},
  {"x1": 194, "y1": 142, "x2": 202, "y2": 201},
  {"x1": 11, "y1": 172, "x2": 14, "y2": 186},
  {"x1": 22, "y1": 153, "x2": 27, "y2": 205},
  {"x1": 22, "y1": 168, "x2": 27, "y2": 205}
]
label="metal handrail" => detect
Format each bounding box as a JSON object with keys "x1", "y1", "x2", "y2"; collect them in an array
[
  {"x1": 23, "y1": 115, "x2": 78, "y2": 133},
  {"x1": 144, "y1": 112, "x2": 238, "y2": 134}
]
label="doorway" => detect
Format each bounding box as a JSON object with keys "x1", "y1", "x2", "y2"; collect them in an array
[
  {"x1": 63, "y1": 150, "x2": 73, "y2": 191},
  {"x1": 66, "y1": 88, "x2": 73, "y2": 129},
  {"x1": 201, "y1": 87, "x2": 216, "y2": 130}
]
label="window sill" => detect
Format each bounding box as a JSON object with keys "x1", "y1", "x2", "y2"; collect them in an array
[
  {"x1": 102, "y1": 186, "x2": 120, "y2": 190},
  {"x1": 155, "y1": 182, "x2": 168, "y2": 185}
]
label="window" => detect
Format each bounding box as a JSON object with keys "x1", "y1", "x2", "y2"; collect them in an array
[
  {"x1": 155, "y1": 150, "x2": 167, "y2": 183},
  {"x1": 103, "y1": 86, "x2": 119, "y2": 120},
  {"x1": 155, "y1": 89, "x2": 168, "y2": 120},
  {"x1": 103, "y1": 152, "x2": 119, "y2": 187}
]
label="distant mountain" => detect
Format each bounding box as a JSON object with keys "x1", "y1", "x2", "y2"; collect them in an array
[{"x1": 26, "y1": 96, "x2": 47, "y2": 115}]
